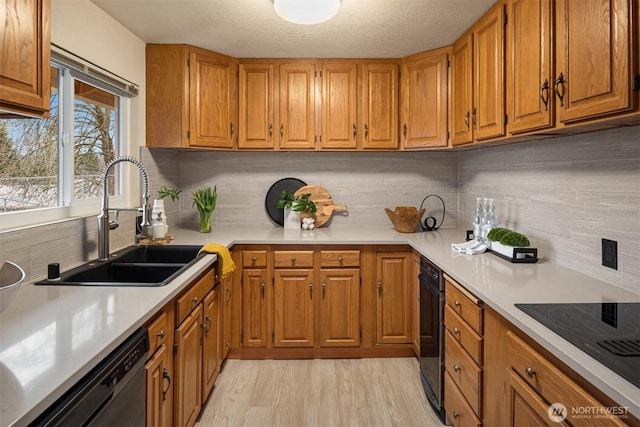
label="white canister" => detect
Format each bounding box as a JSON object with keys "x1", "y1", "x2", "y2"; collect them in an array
[{"x1": 283, "y1": 209, "x2": 301, "y2": 229}]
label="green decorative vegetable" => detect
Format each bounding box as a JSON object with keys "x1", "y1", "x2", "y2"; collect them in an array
[
  {"x1": 158, "y1": 186, "x2": 181, "y2": 202},
  {"x1": 277, "y1": 189, "x2": 317, "y2": 213}
]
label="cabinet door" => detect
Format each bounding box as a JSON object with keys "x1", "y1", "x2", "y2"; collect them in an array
[
  {"x1": 508, "y1": 371, "x2": 569, "y2": 426},
  {"x1": 362, "y1": 63, "x2": 399, "y2": 149},
  {"x1": 279, "y1": 63, "x2": 316, "y2": 149},
  {"x1": 507, "y1": 0, "x2": 554, "y2": 134},
  {"x1": 0, "y1": 0, "x2": 50, "y2": 116},
  {"x1": 321, "y1": 62, "x2": 357, "y2": 149},
  {"x1": 189, "y1": 51, "x2": 235, "y2": 149},
  {"x1": 222, "y1": 274, "x2": 233, "y2": 358},
  {"x1": 145, "y1": 345, "x2": 169, "y2": 427},
  {"x1": 473, "y1": 3, "x2": 506, "y2": 141},
  {"x1": 273, "y1": 269, "x2": 315, "y2": 347},
  {"x1": 238, "y1": 63, "x2": 274, "y2": 149},
  {"x1": 175, "y1": 305, "x2": 202, "y2": 427},
  {"x1": 202, "y1": 288, "x2": 221, "y2": 402},
  {"x1": 401, "y1": 52, "x2": 449, "y2": 148},
  {"x1": 375, "y1": 252, "x2": 411, "y2": 344},
  {"x1": 242, "y1": 269, "x2": 269, "y2": 347},
  {"x1": 319, "y1": 268, "x2": 361, "y2": 347},
  {"x1": 555, "y1": 0, "x2": 632, "y2": 123},
  {"x1": 450, "y1": 32, "x2": 474, "y2": 146}
]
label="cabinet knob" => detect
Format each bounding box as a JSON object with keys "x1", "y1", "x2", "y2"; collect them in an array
[
  {"x1": 554, "y1": 72, "x2": 565, "y2": 107},
  {"x1": 452, "y1": 412, "x2": 460, "y2": 420},
  {"x1": 309, "y1": 282, "x2": 313, "y2": 298},
  {"x1": 352, "y1": 124, "x2": 356, "y2": 140},
  {"x1": 156, "y1": 330, "x2": 166, "y2": 339},
  {"x1": 162, "y1": 369, "x2": 171, "y2": 402},
  {"x1": 377, "y1": 280, "x2": 382, "y2": 296},
  {"x1": 464, "y1": 111, "x2": 470, "y2": 129},
  {"x1": 251, "y1": 256, "x2": 257, "y2": 265},
  {"x1": 291, "y1": 257, "x2": 296, "y2": 265},
  {"x1": 338, "y1": 256, "x2": 343, "y2": 265},
  {"x1": 364, "y1": 124, "x2": 369, "y2": 139},
  {"x1": 454, "y1": 300, "x2": 461, "y2": 308},
  {"x1": 453, "y1": 327, "x2": 460, "y2": 335},
  {"x1": 453, "y1": 364, "x2": 461, "y2": 373},
  {"x1": 526, "y1": 367, "x2": 536, "y2": 378},
  {"x1": 540, "y1": 79, "x2": 550, "y2": 111},
  {"x1": 280, "y1": 124, "x2": 284, "y2": 139},
  {"x1": 192, "y1": 297, "x2": 198, "y2": 305},
  {"x1": 269, "y1": 124, "x2": 273, "y2": 139},
  {"x1": 261, "y1": 281, "x2": 266, "y2": 298},
  {"x1": 322, "y1": 280, "x2": 326, "y2": 298}
]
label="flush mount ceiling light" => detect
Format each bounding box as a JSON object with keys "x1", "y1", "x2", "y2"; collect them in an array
[{"x1": 273, "y1": 0, "x2": 341, "y2": 25}]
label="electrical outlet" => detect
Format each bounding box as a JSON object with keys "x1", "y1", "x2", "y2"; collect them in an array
[{"x1": 602, "y1": 238, "x2": 618, "y2": 270}]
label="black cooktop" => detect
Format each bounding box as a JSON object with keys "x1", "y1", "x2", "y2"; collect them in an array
[{"x1": 515, "y1": 302, "x2": 640, "y2": 388}]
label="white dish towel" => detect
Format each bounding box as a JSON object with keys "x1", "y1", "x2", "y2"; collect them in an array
[{"x1": 451, "y1": 239, "x2": 488, "y2": 255}]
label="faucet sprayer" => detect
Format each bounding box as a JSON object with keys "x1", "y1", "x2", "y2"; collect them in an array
[{"x1": 97, "y1": 156, "x2": 151, "y2": 261}]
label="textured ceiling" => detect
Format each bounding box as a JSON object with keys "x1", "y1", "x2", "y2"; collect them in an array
[{"x1": 90, "y1": 0, "x2": 496, "y2": 58}]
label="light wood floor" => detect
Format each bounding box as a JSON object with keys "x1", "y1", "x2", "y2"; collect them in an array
[{"x1": 195, "y1": 357, "x2": 443, "y2": 427}]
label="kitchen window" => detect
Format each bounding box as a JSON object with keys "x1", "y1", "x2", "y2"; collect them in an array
[{"x1": 0, "y1": 47, "x2": 138, "y2": 231}]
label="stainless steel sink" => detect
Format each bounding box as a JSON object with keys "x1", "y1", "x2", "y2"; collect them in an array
[{"x1": 35, "y1": 245, "x2": 204, "y2": 287}]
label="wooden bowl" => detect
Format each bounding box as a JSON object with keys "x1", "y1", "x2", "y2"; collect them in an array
[{"x1": 385, "y1": 207, "x2": 425, "y2": 233}]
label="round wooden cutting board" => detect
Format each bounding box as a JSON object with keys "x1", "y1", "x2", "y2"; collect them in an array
[{"x1": 293, "y1": 185, "x2": 348, "y2": 227}]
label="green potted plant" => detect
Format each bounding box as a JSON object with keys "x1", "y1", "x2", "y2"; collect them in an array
[
  {"x1": 277, "y1": 189, "x2": 317, "y2": 229},
  {"x1": 487, "y1": 227, "x2": 531, "y2": 258},
  {"x1": 192, "y1": 185, "x2": 217, "y2": 233}
]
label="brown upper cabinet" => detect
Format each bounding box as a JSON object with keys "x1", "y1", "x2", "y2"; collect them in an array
[
  {"x1": 361, "y1": 63, "x2": 400, "y2": 149},
  {"x1": 449, "y1": 1, "x2": 506, "y2": 146},
  {"x1": 321, "y1": 62, "x2": 358, "y2": 149},
  {"x1": 473, "y1": 1, "x2": 507, "y2": 141},
  {"x1": 238, "y1": 63, "x2": 275, "y2": 149},
  {"x1": 507, "y1": 0, "x2": 635, "y2": 136},
  {"x1": 279, "y1": 62, "x2": 317, "y2": 149},
  {"x1": 0, "y1": 0, "x2": 51, "y2": 117},
  {"x1": 146, "y1": 44, "x2": 237, "y2": 149},
  {"x1": 554, "y1": 0, "x2": 634, "y2": 124},
  {"x1": 401, "y1": 48, "x2": 450, "y2": 149}
]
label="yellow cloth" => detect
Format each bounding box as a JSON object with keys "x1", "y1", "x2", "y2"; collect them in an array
[{"x1": 198, "y1": 243, "x2": 236, "y2": 278}]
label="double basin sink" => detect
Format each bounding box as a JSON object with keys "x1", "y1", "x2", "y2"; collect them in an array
[{"x1": 35, "y1": 245, "x2": 204, "y2": 287}]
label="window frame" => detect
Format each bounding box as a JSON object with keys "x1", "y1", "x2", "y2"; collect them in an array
[{"x1": 0, "y1": 54, "x2": 138, "y2": 232}]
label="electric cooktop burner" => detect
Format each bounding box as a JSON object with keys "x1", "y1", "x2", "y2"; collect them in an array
[{"x1": 515, "y1": 302, "x2": 640, "y2": 388}]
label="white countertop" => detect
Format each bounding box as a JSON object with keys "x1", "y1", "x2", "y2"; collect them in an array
[{"x1": 1, "y1": 226, "x2": 638, "y2": 426}]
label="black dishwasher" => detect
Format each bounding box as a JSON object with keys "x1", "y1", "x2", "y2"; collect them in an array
[
  {"x1": 30, "y1": 328, "x2": 148, "y2": 427},
  {"x1": 418, "y1": 256, "x2": 447, "y2": 424}
]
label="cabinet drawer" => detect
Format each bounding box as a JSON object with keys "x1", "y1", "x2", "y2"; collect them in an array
[
  {"x1": 273, "y1": 250, "x2": 314, "y2": 268},
  {"x1": 507, "y1": 331, "x2": 627, "y2": 427},
  {"x1": 445, "y1": 304, "x2": 483, "y2": 364},
  {"x1": 147, "y1": 311, "x2": 168, "y2": 354},
  {"x1": 243, "y1": 251, "x2": 267, "y2": 268},
  {"x1": 176, "y1": 269, "x2": 215, "y2": 325},
  {"x1": 445, "y1": 276, "x2": 483, "y2": 334},
  {"x1": 320, "y1": 250, "x2": 360, "y2": 267},
  {"x1": 444, "y1": 372, "x2": 482, "y2": 427},
  {"x1": 445, "y1": 331, "x2": 482, "y2": 417}
]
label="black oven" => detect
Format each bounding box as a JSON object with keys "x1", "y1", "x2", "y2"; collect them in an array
[{"x1": 419, "y1": 256, "x2": 447, "y2": 423}]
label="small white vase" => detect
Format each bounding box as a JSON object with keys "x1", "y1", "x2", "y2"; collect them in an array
[
  {"x1": 152, "y1": 199, "x2": 169, "y2": 234},
  {"x1": 284, "y1": 209, "x2": 301, "y2": 229}
]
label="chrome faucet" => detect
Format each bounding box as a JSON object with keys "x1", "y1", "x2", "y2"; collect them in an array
[{"x1": 97, "y1": 156, "x2": 151, "y2": 261}]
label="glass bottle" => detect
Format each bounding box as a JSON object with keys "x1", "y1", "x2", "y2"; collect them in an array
[
  {"x1": 483, "y1": 199, "x2": 498, "y2": 241},
  {"x1": 472, "y1": 197, "x2": 483, "y2": 240}
]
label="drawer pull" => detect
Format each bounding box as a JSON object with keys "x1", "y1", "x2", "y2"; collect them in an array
[
  {"x1": 251, "y1": 256, "x2": 257, "y2": 265},
  {"x1": 291, "y1": 257, "x2": 296, "y2": 265},
  {"x1": 261, "y1": 281, "x2": 265, "y2": 298},
  {"x1": 526, "y1": 367, "x2": 536, "y2": 378},
  {"x1": 338, "y1": 255, "x2": 343, "y2": 265},
  {"x1": 322, "y1": 280, "x2": 326, "y2": 298},
  {"x1": 454, "y1": 300, "x2": 461, "y2": 307},
  {"x1": 453, "y1": 364, "x2": 461, "y2": 373},
  {"x1": 156, "y1": 330, "x2": 166, "y2": 339},
  {"x1": 309, "y1": 282, "x2": 313, "y2": 298},
  {"x1": 192, "y1": 297, "x2": 198, "y2": 305},
  {"x1": 453, "y1": 327, "x2": 460, "y2": 335},
  {"x1": 377, "y1": 280, "x2": 382, "y2": 296},
  {"x1": 452, "y1": 411, "x2": 460, "y2": 419}
]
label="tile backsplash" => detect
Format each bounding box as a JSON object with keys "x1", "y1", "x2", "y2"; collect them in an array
[
  {"x1": 2, "y1": 126, "x2": 637, "y2": 293},
  {"x1": 458, "y1": 126, "x2": 639, "y2": 292}
]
